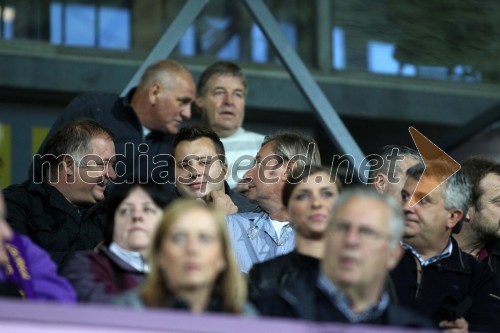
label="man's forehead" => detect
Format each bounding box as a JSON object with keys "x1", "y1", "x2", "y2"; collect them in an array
[
  {"x1": 333, "y1": 199, "x2": 391, "y2": 229},
  {"x1": 175, "y1": 138, "x2": 217, "y2": 156},
  {"x1": 404, "y1": 176, "x2": 446, "y2": 201},
  {"x1": 87, "y1": 137, "x2": 114, "y2": 153},
  {"x1": 209, "y1": 73, "x2": 245, "y2": 87},
  {"x1": 398, "y1": 156, "x2": 420, "y2": 174},
  {"x1": 480, "y1": 173, "x2": 500, "y2": 190},
  {"x1": 257, "y1": 141, "x2": 276, "y2": 157}
]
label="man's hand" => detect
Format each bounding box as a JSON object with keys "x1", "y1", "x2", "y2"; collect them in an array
[
  {"x1": 439, "y1": 317, "x2": 468, "y2": 333},
  {"x1": 206, "y1": 191, "x2": 238, "y2": 215}
]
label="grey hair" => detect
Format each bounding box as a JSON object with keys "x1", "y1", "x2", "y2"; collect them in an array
[
  {"x1": 331, "y1": 187, "x2": 405, "y2": 249},
  {"x1": 368, "y1": 145, "x2": 422, "y2": 181},
  {"x1": 406, "y1": 163, "x2": 471, "y2": 233},
  {"x1": 262, "y1": 131, "x2": 321, "y2": 172}
]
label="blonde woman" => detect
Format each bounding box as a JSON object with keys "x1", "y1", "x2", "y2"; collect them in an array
[
  {"x1": 115, "y1": 199, "x2": 253, "y2": 314},
  {"x1": 248, "y1": 165, "x2": 341, "y2": 299}
]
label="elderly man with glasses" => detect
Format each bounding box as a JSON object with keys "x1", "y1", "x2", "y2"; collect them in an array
[{"x1": 253, "y1": 188, "x2": 432, "y2": 328}]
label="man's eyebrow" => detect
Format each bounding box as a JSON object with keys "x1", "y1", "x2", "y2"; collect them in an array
[
  {"x1": 177, "y1": 96, "x2": 193, "y2": 103},
  {"x1": 180, "y1": 155, "x2": 212, "y2": 162}
]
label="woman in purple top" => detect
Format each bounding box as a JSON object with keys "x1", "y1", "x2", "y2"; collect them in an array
[{"x1": 0, "y1": 193, "x2": 75, "y2": 301}]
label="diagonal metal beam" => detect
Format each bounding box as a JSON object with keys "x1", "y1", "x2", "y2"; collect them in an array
[
  {"x1": 121, "y1": 0, "x2": 209, "y2": 96},
  {"x1": 242, "y1": 0, "x2": 368, "y2": 182}
]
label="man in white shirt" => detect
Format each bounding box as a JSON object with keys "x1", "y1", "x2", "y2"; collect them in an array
[{"x1": 195, "y1": 61, "x2": 265, "y2": 188}]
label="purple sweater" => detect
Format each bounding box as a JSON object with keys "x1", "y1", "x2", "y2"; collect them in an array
[{"x1": 0, "y1": 233, "x2": 76, "y2": 302}]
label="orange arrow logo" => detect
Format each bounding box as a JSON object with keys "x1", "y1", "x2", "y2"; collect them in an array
[{"x1": 408, "y1": 127, "x2": 461, "y2": 207}]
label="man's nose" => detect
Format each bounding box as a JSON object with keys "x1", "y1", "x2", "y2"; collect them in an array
[
  {"x1": 344, "y1": 227, "x2": 361, "y2": 246},
  {"x1": 192, "y1": 162, "x2": 205, "y2": 177},
  {"x1": 106, "y1": 163, "x2": 117, "y2": 180},
  {"x1": 243, "y1": 165, "x2": 255, "y2": 181},
  {"x1": 181, "y1": 104, "x2": 191, "y2": 119},
  {"x1": 223, "y1": 93, "x2": 234, "y2": 105},
  {"x1": 402, "y1": 198, "x2": 415, "y2": 214}
]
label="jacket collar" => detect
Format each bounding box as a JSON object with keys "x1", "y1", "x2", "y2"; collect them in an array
[{"x1": 404, "y1": 237, "x2": 472, "y2": 273}]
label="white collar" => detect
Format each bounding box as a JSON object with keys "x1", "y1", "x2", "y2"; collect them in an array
[{"x1": 109, "y1": 242, "x2": 149, "y2": 272}]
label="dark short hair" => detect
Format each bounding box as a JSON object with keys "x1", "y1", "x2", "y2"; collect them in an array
[
  {"x1": 197, "y1": 61, "x2": 247, "y2": 97},
  {"x1": 282, "y1": 165, "x2": 341, "y2": 207},
  {"x1": 42, "y1": 119, "x2": 114, "y2": 178},
  {"x1": 173, "y1": 125, "x2": 226, "y2": 164},
  {"x1": 461, "y1": 157, "x2": 500, "y2": 209},
  {"x1": 104, "y1": 180, "x2": 173, "y2": 246}
]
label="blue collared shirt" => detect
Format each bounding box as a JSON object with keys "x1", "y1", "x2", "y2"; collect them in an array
[
  {"x1": 226, "y1": 211, "x2": 295, "y2": 273},
  {"x1": 317, "y1": 273, "x2": 390, "y2": 323},
  {"x1": 401, "y1": 239, "x2": 453, "y2": 266}
]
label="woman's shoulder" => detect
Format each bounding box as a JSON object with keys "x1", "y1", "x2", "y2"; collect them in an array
[{"x1": 111, "y1": 288, "x2": 145, "y2": 309}]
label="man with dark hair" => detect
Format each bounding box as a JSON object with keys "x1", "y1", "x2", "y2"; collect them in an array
[
  {"x1": 455, "y1": 157, "x2": 500, "y2": 283},
  {"x1": 173, "y1": 125, "x2": 255, "y2": 214},
  {"x1": 391, "y1": 161, "x2": 500, "y2": 332},
  {"x1": 4, "y1": 119, "x2": 117, "y2": 268},
  {"x1": 34, "y1": 59, "x2": 195, "y2": 185},
  {"x1": 195, "y1": 61, "x2": 264, "y2": 188},
  {"x1": 370, "y1": 145, "x2": 421, "y2": 199}
]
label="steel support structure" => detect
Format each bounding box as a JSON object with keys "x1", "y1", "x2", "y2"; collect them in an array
[{"x1": 121, "y1": 0, "x2": 368, "y2": 182}]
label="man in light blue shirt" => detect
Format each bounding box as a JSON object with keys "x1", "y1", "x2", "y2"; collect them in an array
[{"x1": 226, "y1": 132, "x2": 321, "y2": 273}]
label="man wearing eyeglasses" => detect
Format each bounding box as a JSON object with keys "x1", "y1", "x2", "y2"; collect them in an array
[
  {"x1": 172, "y1": 125, "x2": 255, "y2": 215},
  {"x1": 391, "y1": 162, "x2": 500, "y2": 332},
  {"x1": 253, "y1": 188, "x2": 432, "y2": 328},
  {"x1": 3, "y1": 119, "x2": 116, "y2": 269},
  {"x1": 226, "y1": 132, "x2": 321, "y2": 273}
]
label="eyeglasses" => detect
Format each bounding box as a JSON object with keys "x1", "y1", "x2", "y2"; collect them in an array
[{"x1": 330, "y1": 221, "x2": 391, "y2": 244}]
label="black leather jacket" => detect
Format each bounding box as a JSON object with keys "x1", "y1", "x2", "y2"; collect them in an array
[
  {"x1": 248, "y1": 250, "x2": 319, "y2": 301},
  {"x1": 3, "y1": 180, "x2": 107, "y2": 269}
]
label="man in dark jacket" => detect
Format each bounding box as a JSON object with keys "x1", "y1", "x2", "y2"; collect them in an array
[
  {"x1": 4, "y1": 119, "x2": 116, "y2": 268},
  {"x1": 392, "y1": 161, "x2": 500, "y2": 332},
  {"x1": 32, "y1": 60, "x2": 195, "y2": 185},
  {"x1": 454, "y1": 157, "x2": 500, "y2": 287},
  {"x1": 254, "y1": 188, "x2": 432, "y2": 328},
  {"x1": 173, "y1": 126, "x2": 256, "y2": 214}
]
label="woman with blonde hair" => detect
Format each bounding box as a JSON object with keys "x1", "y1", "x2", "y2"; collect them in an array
[{"x1": 115, "y1": 199, "x2": 251, "y2": 314}]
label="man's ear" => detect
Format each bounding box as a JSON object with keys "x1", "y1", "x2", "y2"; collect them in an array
[
  {"x1": 149, "y1": 82, "x2": 162, "y2": 105},
  {"x1": 222, "y1": 163, "x2": 229, "y2": 181},
  {"x1": 282, "y1": 161, "x2": 296, "y2": 181},
  {"x1": 63, "y1": 156, "x2": 75, "y2": 176},
  {"x1": 195, "y1": 95, "x2": 204, "y2": 109},
  {"x1": 446, "y1": 208, "x2": 464, "y2": 230},
  {"x1": 374, "y1": 173, "x2": 387, "y2": 194},
  {"x1": 465, "y1": 206, "x2": 474, "y2": 224}
]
